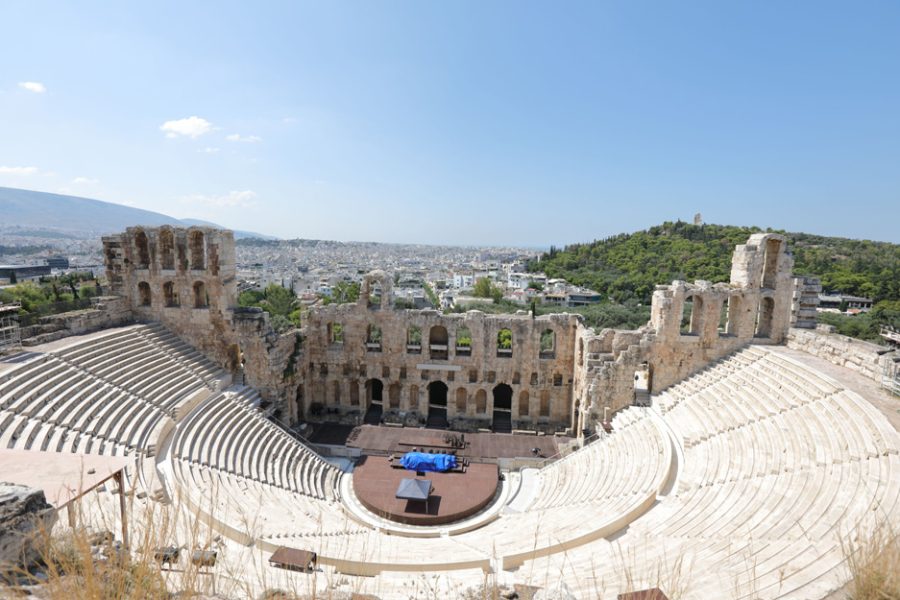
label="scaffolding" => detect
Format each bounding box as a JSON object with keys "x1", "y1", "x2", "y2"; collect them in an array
[{"x1": 0, "y1": 304, "x2": 21, "y2": 353}]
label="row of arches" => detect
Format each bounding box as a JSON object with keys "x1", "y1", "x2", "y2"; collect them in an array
[
  {"x1": 680, "y1": 295, "x2": 776, "y2": 339},
  {"x1": 308, "y1": 378, "x2": 554, "y2": 430},
  {"x1": 329, "y1": 322, "x2": 559, "y2": 359},
  {"x1": 132, "y1": 228, "x2": 207, "y2": 271},
  {"x1": 137, "y1": 280, "x2": 208, "y2": 309}
]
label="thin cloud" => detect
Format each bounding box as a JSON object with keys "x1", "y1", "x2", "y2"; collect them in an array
[
  {"x1": 72, "y1": 176, "x2": 99, "y2": 184},
  {"x1": 198, "y1": 147, "x2": 220, "y2": 154},
  {"x1": 160, "y1": 116, "x2": 213, "y2": 139},
  {"x1": 0, "y1": 165, "x2": 40, "y2": 175},
  {"x1": 226, "y1": 133, "x2": 262, "y2": 143},
  {"x1": 181, "y1": 190, "x2": 258, "y2": 208},
  {"x1": 18, "y1": 81, "x2": 46, "y2": 93}
]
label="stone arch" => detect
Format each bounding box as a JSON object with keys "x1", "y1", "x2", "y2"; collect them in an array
[
  {"x1": 359, "y1": 271, "x2": 393, "y2": 310},
  {"x1": 163, "y1": 281, "x2": 178, "y2": 307},
  {"x1": 364, "y1": 378, "x2": 383, "y2": 424},
  {"x1": 519, "y1": 390, "x2": 530, "y2": 417},
  {"x1": 725, "y1": 296, "x2": 743, "y2": 336},
  {"x1": 456, "y1": 326, "x2": 472, "y2": 356},
  {"x1": 497, "y1": 328, "x2": 513, "y2": 357},
  {"x1": 193, "y1": 281, "x2": 208, "y2": 308},
  {"x1": 427, "y1": 381, "x2": 449, "y2": 428},
  {"x1": 406, "y1": 326, "x2": 422, "y2": 352},
  {"x1": 366, "y1": 324, "x2": 382, "y2": 351},
  {"x1": 349, "y1": 381, "x2": 360, "y2": 406},
  {"x1": 159, "y1": 227, "x2": 175, "y2": 270},
  {"x1": 475, "y1": 389, "x2": 487, "y2": 414},
  {"x1": 539, "y1": 328, "x2": 556, "y2": 358},
  {"x1": 332, "y1": 381, "x2": 342, "y2": 405},
  {"x1": 408, "y1": 384, "x2": 419, "y2": 411},
  {"x1": 681, "y1": 295, "x2": 703, "y2": 335},
  {"x1": 429, "y1": 325, "x2": 449, "y2": 360},
  {"x1": 388, "y1": 383, "x2": 401, "y2": 409},
  {"x1": 492, "y1": 383, "x2": 512, "y2": 432},
  {"x1": 328, "y1": 322, "x2": 344, "y2": 345},
  {"x1": 134, "y1": 229, "x2": 150, "y2": 269},
  {"x1": 455, "y1": 388, "x2": 467, "y2": 413},
  {"x1": 138, "y1": 281, "x2": 152, "y2": 307},
  {"x1": 578, "y1": 338, "x2": 584, "y2": 366},
  {"x1": 755, "y1": 296, "x2": 775, "y2": 338},
  {"x1": 761, "y1": 238, "x2": 782, "y2": 289},
  {"x1": 540, "y1": 390, "x2": 551, "y2": 417},
  {"x1": 189, "y1": 230, "x2": 205, "y2": 270}
]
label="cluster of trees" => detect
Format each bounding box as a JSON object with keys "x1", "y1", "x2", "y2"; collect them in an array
[
  {"x1": 529, "y1": 221, "x2": 899, "y2": 305},
  {"x1": 528, "y1": 221, "x2": 899, "y2": 342},
  {"x1": 472, "y1": 277, "x2": 503, "y2": 303},
  {"x1": 322, "y1": 281, "x2": 360, "y2": 305},
  {"x1": 238, "y1": 284, "x2": 301, "y2": 332},
  {"x1": 0, "y1": 273, "x2": 102, "y2": 316},
  {"x1": 818, "y1": 300, "x2": 900, "y2": 343}
]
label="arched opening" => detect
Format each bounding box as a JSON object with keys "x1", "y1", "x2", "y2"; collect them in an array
[
  {"x1": 406, "y1": 326, "x2": 422, "y2": 353},
  {"x1": 578, "y1": 338, "x2": 584, "y2": 366},
  {"x1": 408, "y1": 384, "x2": 419, "y2": 412},
  {"x1": 681, "y1": 295, "x2": 703, "y2": 335},
  {"x1": 364, "y1": 379, "x2": 383, "y2": 424},
  {"x1": 159, "y1": 228, "x2": 175, "y2": 270},
  {"x1": 497, "y1": 328, "x2": 512, "y2": 357},
  {"x1": 388, "y1": 383, "x2": 400, "y2": 409},
  {"x1": 134, "y1": 230, "x2": 150, "y2": 269},
  {"x1": 349, "y1": 381, "x2": 360, "y2": 406},
  {"x1": 456, "y1": 326, "x2": 472, "y2": 356},
  {"x1": 539, "y1": 329, "x2": 556, "y2": 358},
  {"x1": 367, "y1": 282, "x2": 382, "y2": 309},
  {"x1": 366, "y1": 324, "x2": 382, "y2": 352},
  {"x1": 761, "y1": 238, "x2": 782, "y2": 289},
  {"x1": 138, "y1": 281, "x2": 152, "y2": 307},
  {"x1": 518, "y1": 390, "x2": 530, "y2": 418},
  {"x1": 332, "y1": 381, "x2": 342, "y2": 405},
  {"x1": 189, "y1": 230, "x2": 205, "y2": 270},
  {"x1": 429, "y1": 325, "x2": 449, "y2": 360},
  {"x1": 492, "y1": 384, "x2": 512, "y2": 433},
  {"x1": 163, "y1": 281, "x2": 179, "y2": 307},
  {"x1": 539, "y1": 390, "x2": 551, "y2": 418},
  {"x1": 755, "y1": 296, "x2": 775, "y2": 338},
  {"x1": 193, "y1": 281, "x2": 208, "y2": 308},
  {"x1": 475, "y1": 389, "x2": 487, "y2": 414},
  {"x1": 328, "y1": 322, "x2": 343, "y2": 345},
  {"x1": 455, "y1": 388, "x2": 467, "y2": 414},
  {"x1": 726, "y1": 296, "x2": 742, "y2": 336},
  {"x1": 426, "y1": 381, "x2": 449, "y2": 429}
]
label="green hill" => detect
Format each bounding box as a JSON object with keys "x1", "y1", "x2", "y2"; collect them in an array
[{"x1": 528, "y1": 221, "x2": 900, "y2": 305}]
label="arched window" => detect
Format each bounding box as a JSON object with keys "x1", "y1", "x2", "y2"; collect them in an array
[
  {"x1": 389, "y1": 383, "x2": 401, "y2": 409},
  {"x1": 539, "y1": 329, "x2": 556, "y2": 358},
  {"x1": 456, "y1": 326, "x2": 472, "y2": 356},
  {"x1": 519, "y1": 391, "x2": 530, "y2": 416},
  {"x1": 134, "y1": 229, "x2": 150, "y2": 269},
  {"x1": 163, "y1": 281, "x2": 179, "y2": 307},
  {"x1": 406, "y1": 326, "x2": 422, "y2": 353},
  {"x1": 681, "y1": 295, "x2": 703, "y2": 335},
  {"x1": 475, "y1": 389, "x2": 487, "y2": 413},
  {"x1": 328, "y1": 323, "x2": 344, "y2": 345},
  {"x1": 189, "y1": 230, "x2": 205, "y2": 270},
  {"x1": 332, "y1": 381, "x2": 342, "y2": 405},
  {"x1": 138, "y1": 282, "x2": 152, "y2": 307},
  {"x1": 193, "y1": 281, "x2": 208, "y2": 308},
  {"x1": 540, "y1": 390, "x2": 551, "y2": 417},
  {"x1": 755, "y1": 297, "x2": 775, "y2": 338},
  {"x1": 429, "y1": 325, "x2": 448, "y2": 360},
  {"x1": 366, "y1": 324, "x2": 382, "y2": 351},
  {"x1": 497, "y1": 328, "x2": 513, "y2": 357},
  {"x1": 159, "y1": 228, "x2": 175, "y2": 270},
  {"x1": 725, "y1": 296, "x2": 742, "y2": 336},
  {"x1": 761, "y1": 238, "x2": 782, "y2": 289},
  {"x1": 578, "y1": 339, "x2": 584, "y2": 366},
  {"x1": 456, "y1": 388, "x2": 467, "y2": 413}
]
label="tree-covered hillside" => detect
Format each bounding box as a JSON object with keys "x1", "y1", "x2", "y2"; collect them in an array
[{"x1": 529, "y1": 221, "x2": 900, "y2": 305}]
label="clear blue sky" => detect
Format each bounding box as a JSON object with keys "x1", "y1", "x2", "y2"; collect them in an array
[{"x1": 1, "y1": 1, "x2": 899, "y2": 244}]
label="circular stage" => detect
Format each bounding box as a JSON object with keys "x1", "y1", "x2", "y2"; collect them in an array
[{"x1": 352, "y1": 455, "x2": 500, "y2": 526}]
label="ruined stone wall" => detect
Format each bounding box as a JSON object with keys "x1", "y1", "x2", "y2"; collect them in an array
[
  {"x1": 577, "y1": 233, "x2": 797, "y2": 432},
  {"x1": 299, "y1": 273, "x2": 581, "y2": 432},
  {"x1": 786, "y1": 325, "x2": 895, "y2": 383},
  {"x1": 20, "y1": 296, "x2": 132, "y2": 346},
  {"x1": 102, "y1": 226, "x2": 239, "y2": 370}
]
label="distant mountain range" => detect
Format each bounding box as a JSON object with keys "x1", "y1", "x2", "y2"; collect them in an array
[{"x1": 0, "y1": 187, "x2": 276, "y2": 240}]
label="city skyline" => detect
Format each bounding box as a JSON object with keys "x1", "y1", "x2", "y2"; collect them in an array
[{"x1": 2, "y1": 1, "x2": 899, "y2": 245}]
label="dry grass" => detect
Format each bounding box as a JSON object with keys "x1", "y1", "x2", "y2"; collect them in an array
[{"x1": 842, "y1": 521, "x2": 900, "y2": 600}]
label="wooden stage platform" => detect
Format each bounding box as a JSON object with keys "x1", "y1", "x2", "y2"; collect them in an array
[{"x1": 352, "y1": 455, "x2": 500, "y2": 525}]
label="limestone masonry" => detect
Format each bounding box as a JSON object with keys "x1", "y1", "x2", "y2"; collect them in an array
[{"x1": 101, "y1": 228, "x2": 808, "y2": 435}]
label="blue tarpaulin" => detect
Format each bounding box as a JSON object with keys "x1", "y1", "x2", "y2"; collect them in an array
[{"x1": 400, "y1": 452, "x2": 457, "y2": 472}]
